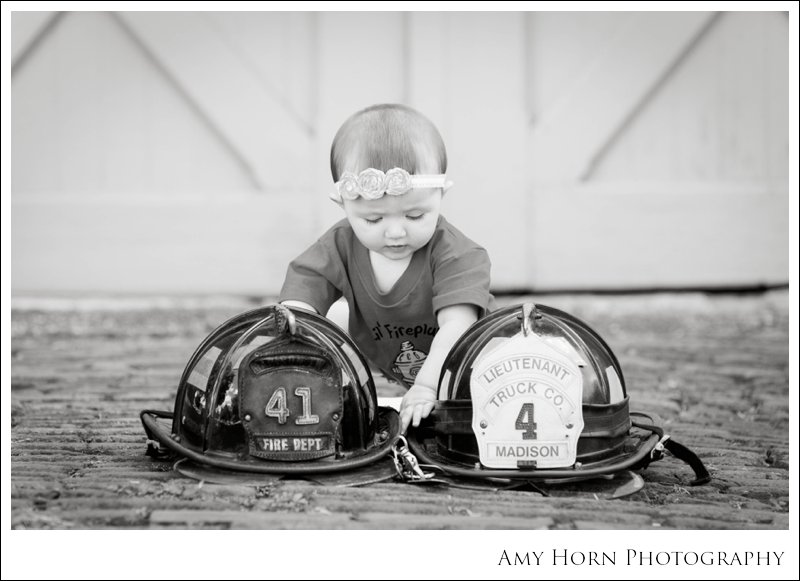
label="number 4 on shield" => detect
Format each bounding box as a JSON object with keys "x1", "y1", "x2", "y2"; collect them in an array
[{"x1": 515, "y1": 403, "x2": 537, "y2": 440}]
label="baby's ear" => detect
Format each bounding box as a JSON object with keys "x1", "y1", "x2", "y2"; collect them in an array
[{"x1": 328, "y1": 192, "x2": 344, "y2": 206}]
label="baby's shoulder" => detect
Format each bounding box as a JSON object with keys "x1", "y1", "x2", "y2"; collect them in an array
[
  {"x1": 322, "y1": 217, "x2": 354, "y2": 237},
  {"x1": 431, "y1": 216, "x2": 487, "y2": 253},
  {"x1": 317, "y1": 218, "x2": 356, "y2": 248}
]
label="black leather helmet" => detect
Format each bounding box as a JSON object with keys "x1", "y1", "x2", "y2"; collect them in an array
[
  {"x1": 141, "y1": 304, "x2": 400, "y2": 474},
  {"x1": 407, "y1": 303, "x2": 709, "y2": 485}
]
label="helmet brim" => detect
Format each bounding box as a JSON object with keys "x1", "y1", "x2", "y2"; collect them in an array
[
  {"x1": 142, "y1": 406, "x2": 401, "y2": 475},
  {"x1": 406, "y1": 411, "x2": 662, "y2": 483},
  {"x1": 172, "y1": 455, "x2": 399, "y2": 487}
]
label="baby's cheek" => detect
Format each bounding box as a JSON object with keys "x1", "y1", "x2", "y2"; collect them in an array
[{"x1": 422, "y1": 219, "x2": 439, "y2": 240}]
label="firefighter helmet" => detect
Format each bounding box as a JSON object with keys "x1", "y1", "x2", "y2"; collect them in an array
[
  {"x1": 406, "y1": 303, "x2": 709, "y2": 485},
  {"x1": 141, "y1": 304, "x2": 400, "y2": 474}
]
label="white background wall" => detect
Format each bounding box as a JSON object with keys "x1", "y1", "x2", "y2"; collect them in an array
[{"x1": 9, "y1": 10, "x2": 792, "y2": 295}]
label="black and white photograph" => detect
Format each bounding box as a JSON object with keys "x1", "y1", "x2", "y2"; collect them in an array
[{"x1": 4, "y1": 3, "x2": 797, "y2": 580}]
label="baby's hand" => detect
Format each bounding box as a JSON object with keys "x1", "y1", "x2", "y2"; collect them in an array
[{"x1": 399, "y1": 384, "x2": 437, "y2": 433}]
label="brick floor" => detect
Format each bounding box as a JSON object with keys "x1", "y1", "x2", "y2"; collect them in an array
[{"x1": 9, "y1": 291, "x2": 790, "y2": 530}]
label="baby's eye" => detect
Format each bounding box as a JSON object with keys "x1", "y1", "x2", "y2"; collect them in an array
[
  {"x1": 364, "y1": 217, "x2": 382, "y2": 224},
  {"x1": 406, "y1": 214, "x2": 424, "y2": 221}
]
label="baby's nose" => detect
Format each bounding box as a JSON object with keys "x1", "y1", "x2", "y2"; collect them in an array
[{"x1": 385, "y1": 223, "x2": 406, "y2": 238}]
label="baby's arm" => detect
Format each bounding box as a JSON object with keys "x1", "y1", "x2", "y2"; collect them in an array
[
  {"x1": 399, "y1": 304, "x2": 479, "y2": 433},
  {"x1": 279, "y1": 226, "x2": 345, "y2": 318}
]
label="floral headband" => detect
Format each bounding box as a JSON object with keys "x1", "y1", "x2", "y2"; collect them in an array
[{"x1": 329, "y1": 167, "x2": 453, "y2": 203}]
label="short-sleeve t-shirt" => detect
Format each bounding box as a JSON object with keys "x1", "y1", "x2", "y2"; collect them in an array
[{"x1": 279, "y1": 215, "x2": 493, "y2": 386}]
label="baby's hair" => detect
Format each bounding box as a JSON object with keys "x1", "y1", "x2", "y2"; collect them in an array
[{"x1": 330, "y1": 104, "x2": 447, "y2": 182}]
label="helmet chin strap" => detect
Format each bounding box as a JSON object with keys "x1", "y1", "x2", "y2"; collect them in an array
[
  {"x1": 630, "y1": 415, "x2": 711, "y2": 486},
  {"x1": 392, "y1": 435, "x2": 434, "y2": 481}
]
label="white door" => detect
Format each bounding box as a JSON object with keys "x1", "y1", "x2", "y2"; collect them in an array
[{"x1": 11, "y1": 11, "x2": 789, "y2": 294}]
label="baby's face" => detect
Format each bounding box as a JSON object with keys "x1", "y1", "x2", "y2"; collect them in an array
[{"x1": 342, "y1": 188, "x2": 443, "y2": 261}]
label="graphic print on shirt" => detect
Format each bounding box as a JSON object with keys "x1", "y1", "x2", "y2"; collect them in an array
[
  {"x1": 392, "y1": 341, "x2": 428, "y2": 383},
  {"x1": 371, "y1": 321, "x2": 438, "y2": 341}
]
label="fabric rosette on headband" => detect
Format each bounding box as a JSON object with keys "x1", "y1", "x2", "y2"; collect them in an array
[{"x1": 330, "y1": 168, "x2": 452, "y2": 203}]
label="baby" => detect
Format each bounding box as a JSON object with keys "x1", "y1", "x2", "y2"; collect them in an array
[{"x1": 280, "y1": 104, "x2": 493, "y2": 432}]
